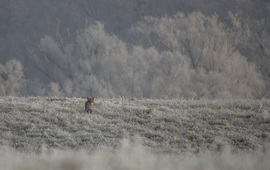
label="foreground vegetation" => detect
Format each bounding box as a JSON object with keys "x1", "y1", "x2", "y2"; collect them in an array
[{"x1": 0, "y1": 96, "x2": 270, "y2": 169}]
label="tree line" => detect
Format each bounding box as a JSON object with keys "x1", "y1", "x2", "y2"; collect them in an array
[{"x1": 0, "y1": 0, "x2": 269, "y2": 98}]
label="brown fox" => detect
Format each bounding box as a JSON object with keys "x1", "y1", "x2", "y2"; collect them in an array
[{"x1": 85, "y1": 97, "x2": 94, "y2": 113}]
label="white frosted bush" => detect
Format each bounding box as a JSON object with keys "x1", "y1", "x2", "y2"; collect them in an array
[{"x1": 0, "y1": 60, "x2": 24, "y2": 96}]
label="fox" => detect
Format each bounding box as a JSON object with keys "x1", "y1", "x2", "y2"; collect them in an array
[{"x1": 85, "y1": 97, "x2": 94, "y2": 113}]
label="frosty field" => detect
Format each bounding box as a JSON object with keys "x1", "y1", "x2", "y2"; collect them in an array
[{"x1": 0, "y1": 96, "x2": 270, "y2": 170}]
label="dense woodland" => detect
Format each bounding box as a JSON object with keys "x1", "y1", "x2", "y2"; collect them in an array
[{"x1": 0, "y1": 0, "x2": 269, "y2": 98}]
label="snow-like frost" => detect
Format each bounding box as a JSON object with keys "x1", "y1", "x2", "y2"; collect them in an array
[{"x1": 0, "y1": 96, "x2": 270, "y2": 170}]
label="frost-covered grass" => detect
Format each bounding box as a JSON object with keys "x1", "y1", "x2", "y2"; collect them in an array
[{"x1": 0, "y1": 96, "x2": 270, "y2": 170}]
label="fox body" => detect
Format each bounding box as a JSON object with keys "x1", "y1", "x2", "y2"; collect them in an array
[{"x1": 85, "y1": 97, "x2": 94, "y2": 113}]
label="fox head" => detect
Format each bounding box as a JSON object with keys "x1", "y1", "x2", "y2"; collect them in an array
[{"x1": 87, "y1": 97, "x2": 94, "y2": 103}]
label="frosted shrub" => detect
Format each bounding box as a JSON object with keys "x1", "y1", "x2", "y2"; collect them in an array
[{"x1": 0, "y1": 60, "x2": 24, "y2": 96}]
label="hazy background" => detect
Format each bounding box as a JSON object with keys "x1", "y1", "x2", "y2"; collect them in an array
[{"x1": 0, "y1": 0, "x2": 270, "y2": 98}]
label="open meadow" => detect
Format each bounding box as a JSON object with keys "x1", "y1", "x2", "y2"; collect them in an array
[{"x1": 0, "y1": 96, "x2": 270, "y2": 170}]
